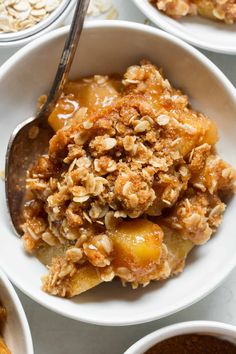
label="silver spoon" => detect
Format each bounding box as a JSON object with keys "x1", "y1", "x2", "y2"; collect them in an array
[{"x1": 5, "y1": 0, "x2": 90, "y2": 237}]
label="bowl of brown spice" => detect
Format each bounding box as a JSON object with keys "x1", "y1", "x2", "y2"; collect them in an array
[{"x1": 124, "y1": 321, "x2": 236, "y2": 354}]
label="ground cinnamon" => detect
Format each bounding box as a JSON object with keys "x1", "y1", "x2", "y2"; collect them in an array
[{"x1": 145, "y1": 334, "x2": 236, "y2": 354}]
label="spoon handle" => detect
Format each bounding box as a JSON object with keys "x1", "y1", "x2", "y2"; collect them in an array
[{"x1": 41, "y1": 0, "x2": 90, "y2": 117}]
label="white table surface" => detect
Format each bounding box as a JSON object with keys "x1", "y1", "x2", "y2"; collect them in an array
[{"x1": 0, "y1": 1, "x2": 236, "y2": 353}]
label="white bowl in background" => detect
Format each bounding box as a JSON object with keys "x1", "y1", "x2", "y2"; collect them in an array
[
  {"x1": 0, "y1": 0, "x2": 76, "y2": 48},
  {"x1": 124, "y1": 321, "x2": 236, "y2": 353},
  {"x1": 0, "y1": 21, "x2": 236, "y2": 326},
  {"x1": 132, "y1": 0, "x2": 236, "y2": 54},
  {"x1": 0, "y1": 268, "x2": 33, "y2": 354}
]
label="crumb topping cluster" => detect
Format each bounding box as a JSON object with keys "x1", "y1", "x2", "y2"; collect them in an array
[
  {"x1": 0, "y1": 303, "x2": 10, "y2": 353},
  {"x1": 22, "y1": 61, "x2": 236, "y2": 297},
  {"x1": 150, "y1": 0, "x2": 236, "y2": 24}
]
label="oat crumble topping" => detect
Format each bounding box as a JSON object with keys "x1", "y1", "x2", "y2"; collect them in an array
[
  {"x1": 0, "y1": 303, "x2": 11, "y2": 353},
  {"x1": 150, "y1": 0, "x2": 236, "y2": 24},
  {"x1": 21, "y1": 61, "x2": 236, "y2": 297}
]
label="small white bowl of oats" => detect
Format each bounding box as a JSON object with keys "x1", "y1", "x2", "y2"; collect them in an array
[{"x1": 0, "y1": 0, "x2": 76, "y2": 47}]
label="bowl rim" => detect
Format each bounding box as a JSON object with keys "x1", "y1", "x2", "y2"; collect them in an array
[
  {"x1": 124, "y1": 321, "x2": 236, "y2": 353},
  {"x1": 0, "y1": 20, "x2": 236, "y2": 326},
  {"x1": 0, "y1": 0, "x2": 70, "y2": 42},
  {"x1": 0, "y1": 0, "x2": 76, "y2": 47},
  {"x1": 131, "y1": 0, "x2": 236, "y2": 55},
  {"x1": 0, "y1": 268, "x2": 34, "y2": 354}
]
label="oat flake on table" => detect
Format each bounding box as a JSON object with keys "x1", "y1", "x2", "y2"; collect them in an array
[
  {"x1": 0, "y1": 0, "x2": 62, "y2": 33},
  {"x1": 87, "y1": 0, "x2": 118, "y2": 19}
]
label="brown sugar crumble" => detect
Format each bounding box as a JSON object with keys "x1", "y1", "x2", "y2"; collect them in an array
[
  {"x1": 149, "y1": 0, "x2": 236, "y2": 24},
  {"x1": 145, "y1": 334, "x2": 236, "y2": 354},
  {"x1": 21, "y1": 61, "x2": 236, "y2": 298},
  {"x1": 0, "y1": 303, "x2": 11, "y2": 354}
]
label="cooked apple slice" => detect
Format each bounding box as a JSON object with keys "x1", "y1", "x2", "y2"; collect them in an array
[
  {"x1": 65, "y1": 78, "x2": 121, "y2": 112},
  {"x1": 35, "y1": 244, "x2": 67, "y2": 266},
  {"x1": 110, "y1": 219, "x2": 164, "y2": 283},
  {"x1": 177, "y1": 114, "x2": 218, "y2": 156},
  {"x1": 161, "y1": 225, "x2": 194, "y2": 275},
  {"x1": 42, "y1": 256, "x2": 102, "y2": 298},
  {"x1": 68, "y1": 264, "x2": 102, "y2": 297},
  {"x1": 0, "y1": 337, "x2": 11, "y2": 354},
  {"x1": 37, "y1": 245, "x2": 102, "y2": 297}
]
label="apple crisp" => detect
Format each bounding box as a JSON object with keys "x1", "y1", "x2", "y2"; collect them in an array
[
  {"x1": 22, "y1": 61, "x2": 236, "y2": 297},
  {"x1": 149, "y1": 0, "x2": 236, "y2": 24},
  {"x1": 0, "y1": 303, "x2": 11, "y2": 354}
]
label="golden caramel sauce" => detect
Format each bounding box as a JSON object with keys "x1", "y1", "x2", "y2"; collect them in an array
[
  {"x1": 48, "y1": 77, "x2": 121, "y2": 132},
  {"x1": 48, "y1": 95, "x2": 79, "y2": 131}
]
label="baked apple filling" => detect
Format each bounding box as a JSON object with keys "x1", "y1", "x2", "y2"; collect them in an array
[{"x1": 22, "y1": 61, "x2": 236, "y2": 297}]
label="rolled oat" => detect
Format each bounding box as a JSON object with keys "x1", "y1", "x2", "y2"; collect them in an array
[{"x1": 0, "y1": 0, "x2": 62, "y2": 33}]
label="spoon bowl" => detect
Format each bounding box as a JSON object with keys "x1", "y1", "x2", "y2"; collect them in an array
[
  {"x1": 5, "y1": 116, "x2": 54, "y2": 236},
  {"x1": 5, "y1": 0, "x2": 90, "y2": 237}
]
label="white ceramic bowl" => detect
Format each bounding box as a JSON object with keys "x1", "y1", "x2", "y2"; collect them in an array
[
  {"x1": 132, "y1": 0, "x2": 236, "y2": 54},
  {"x1": 0, "y1": 21, "x2": 236, "y2": 326},
  {"x1": 0, "y1": 0, "x2": 75, "y2": 48},
  {"x1": 0, "y1": 268, "x2": 33, "y2": 354},
  {"x1": 124, "y1": 321, "x2": 236, "y2": 353}
]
